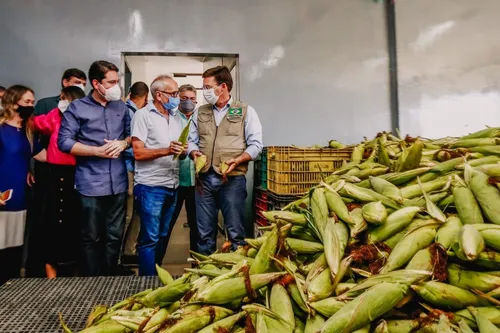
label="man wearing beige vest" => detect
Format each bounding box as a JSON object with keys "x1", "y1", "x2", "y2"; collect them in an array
[{"x1": 188, "y1": 66, "x2": 263, "y2": 255}]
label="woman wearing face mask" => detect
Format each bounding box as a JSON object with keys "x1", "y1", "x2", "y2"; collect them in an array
[
  {"x1": 33, "y1": 86, "x2": 85, "y2": 278},
  {"x1": 0, "y1": 85, "x2": 41, "y2": 285}
]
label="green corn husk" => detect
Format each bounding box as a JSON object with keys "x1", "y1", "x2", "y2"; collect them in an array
[
  {"x1": 370, "y1": 176, "x2": 404, "y2": 204},
  {"x1": 304, "y1": 314, "x2": 326, "y2": 333},
  {"x1": 458, "y1": 319, "x2": 475, "y2": 333},
  {"x1": 270, "y1": 284, "x2": 295, "y2": 329},
  {"x1": 311, "y1": 188, "x2": 329, "y2": 240},
  {"x1": 294, "y1": 317, "x2": 305, "y2": 333},
  {"x1": 197, "y1": 312, "x2": 245, "y2": 333},
  {"x1": 458, "y1": 224, "x2": 485, "y2": 261},
  {"x1": 85, "y1": 305, "x2": 108, "y2": 328},
  {"x1": 378, "y1": 137, "x2": 391, "y2": 167},
  {"x1": 305, "y1": 253, "x2": 327, "y2": 283},
  {"x1": 335, "y1": 283, "x2": 356, "y2": 296},
  {"x1": 351, "y1": 143, "x2": 365, "y2": 163},
  {"x1": 401, "y1": 139, "x2": 423, "y2": 171},
  {"x1": 362, "y1": 201, "x2": 388, "y2": 225},
  {"x1": 163, "y1": 306, "x2": 233, "y2": 333},
  {"x1": 140, "y1": 283, "x2": 192, "y2": 308},
  {"x1": 348, "y1": 207, "x2": 368, "y2": 238},
  {"x1": 430, "y1": 157, "x2": 466, "y2": 174},
  {"x1": 400, "y1": 176, "x2": 450, "y2": 199},
  {"x1": 247, "y1": 237, "x2": 323, "y2": 254},
  {"x1": 451, "y1": 138, "x2": 500, "y2": 148},
  {"x1": 321, "y1": 283, "x2": 409, "y2": 333},
  {"x1": 196, "y1": 273, "x2": 284, "y2": 304},
  {"x1": 340, "y1": 269, "x2": 431, "y2": 299},
  {"x1": 406, "y1": 247, "x2": 433, "y2": 271},
  {"x1": 324, "y1": 221, "x2": 349, "y2": 277},
  {"x1": 262, "y1": 211, "x2": 307, "y2": 226},
  {"x1": 453, "y1": 307, "x2": 500, "y2": 329},
  {"x1": 287, "y1": 282, "x2": 309, "y2": 314},
  {"x1": 329, "y1": 140, "x2": 345, "y2": 149},
  {"x1": 457, "y1": 156, "x2": 500, "y2": 169},
  {"x1": 368, "y1": 206, "x2": 422, "y2": 243},
  {"x1": 438, "y1": 194, "x2": 455, "y2": 209},
  {"x1": 383, "y1": 218, "x2": 429, "y2": 249},
  {"x1": 467, "y1": 165, "x2": 500, "y2": 224},
  {"x1": 79, "y1": 321, "x2": 128, "y2": 333},
  {"x1": 448, "y1": 263, "x2": 500, "y2": 293},
  {"x1": 324, "y1": 185, "x2": 352, "y2": 224},
  {"x1": 470, "y1": 145, "x2": 500, "y2": 156},
  {"x1": 452, "y1": 174, "x2": 485, "y2": 225},
  {"x1": 250, "y1": 225, "x2": 278, "y2": 274},
  {"x1": 461, "y1": 127, "x2": 500, "y2": 140},
  {"x1": 380, "y1": 222, "x2": 438, "y2": 273},
  {"x1": 290, "y1": 226, "x2": 318, "y2": 242},
  {"x1": 172, "y1": 118, "x2": 192, "y2": 160},
  {"x1": 307, "y1": 267, "x2": 335, "y2": 302},
  {"x1": 418, "y1": 177, "x2": 447, "y2": 223},
  {"x1": 381, "y1": 167, "x2": 432, "y2": 186},
  {"x1": 436, "y1": 215, "x2": 462, "y2": 249},
  {"x1": 208, "y1": 253, "x2": 254, "y2": 265},
  {"x1": 473, "y1": 224, "x2": 500, "y2": 252},
  {"x1": 309, "y1": 297, "x2": 346, "y2": 317},
  {"x1": 474, "y1": 163, "x2": 500, "y2": 177},
  {"x1": 340, "y1": 183, "x2": 400, "y2": 209},
  {"x1": 468, "y1": 306, "x2": 500, "y2": 333},
  {"x1": 376, "y1": 319, "x2": 439, "y2": 333},
  {"x1": 412, "y1": 281, "x2": 490, "y2": 310}
]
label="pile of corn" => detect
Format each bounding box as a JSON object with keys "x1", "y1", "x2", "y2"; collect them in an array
[{"x1": 62, "y1": 127, "x2": 500, "y2": 333}]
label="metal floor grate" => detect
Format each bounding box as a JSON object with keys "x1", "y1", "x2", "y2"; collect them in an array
[{"x1": 0, "y1": 276, "x2": 162, "y2": 333}]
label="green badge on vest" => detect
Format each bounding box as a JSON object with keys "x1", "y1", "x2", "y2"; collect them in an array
[{"x1": 228, "y1": 108, "x2": 243, "y2": 116}]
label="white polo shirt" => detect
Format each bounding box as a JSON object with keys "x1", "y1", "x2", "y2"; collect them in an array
[{"x1": 131, "y1": 102, "x2": 183, "y2": 188}]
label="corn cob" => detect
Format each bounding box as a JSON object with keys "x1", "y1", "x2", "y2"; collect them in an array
[
  {"x1": 458, "y1": 319, "x2": 475, "y2": 333},
  {"x1": 305, "y1": 253, "x2": 327, "y2": 283},
  {"x1": 362, "y1": 201, "x2": 388, "y2": 225},
  {"x1": 287, "y1": 282, "x2": 309, "y2": 314},
  {"x1": 261, "y1": 211, "x2": 307, "y2": 226},
  {"x1": 466, "y1": 165, "x2": 500, "y2": 224},
  {"x1": 416, "y1": 177, "x2": 447, "y2": 223},
  {"x1": 438, "y1": 194, "x2": 455, "y2": 209},
  {"x1": 380, "y1": 167, "x2": 432, "y2": 185},
  {"x1": 400, "y1": 176, "x2": 450, "y2": 199},
  {"x1": 405, "y1": 247, "x2": 433, "y2": 271},
  {"x1": 448, "y1": 264, "x2": 500, "y2": 293},
  {"x1": 79, "y1": 321, "x2": 129, "y2": 333},
  {"x1": 307, "y1": 267, "x2": 335, "y2": 302},
  {"x1": 412, "y1": 281, "x2": 490, "y2": 309},
  {"x1": 290, "y1": 226, "x2": 318, "y2": 242},
  {"x1": 256, "y1": 313, "x2": 269, "y2": 333},
  {"x1": 311, "y1": 188, "x2": 329, "y2": 240},
  {"x1": 85, "y1": 305, "x2": 108, "y2": 328},
  {"x1": 340, "y1": 183, "x2": 400, "y2": 209},
  {"x1": 473, "y1": 224, "x2": 500, "y2": 252},
  {"x1": 322, "y1": 283, "x2": 409, "y2": 333},
  {"x1": 197, "y1": 312, "x2": 245, "y2": 333},
  {"x1": 335, "y1": 282, "x2": 356, "y2": 296},
  {"x1": 457, "y1": 224, "x2": 484, "y2": 261},
  {"x1": 403, "y1": 192, "x2": 448, "y2": 209},
  {"x1": 246, "y1": 237, "x2": 323, "y2": 254},
  {"x1": 142, "y1": 308, "x2": 170, "y2": 332},
  {"x1": 195, "y1": 154, "x2": 207, "y2": 174},
  {"x1": 309, "y1": 297, "x2": 346, "y2": 317},
  {"x1": 368, "y1": 206, "x2": 421, "y2": 243},
  {"x1": 163, "y1": 306, "x2": 233, "y2": 333},
  {"x1": 378, "y1": 136, "x2": 391, "y2": 167},
  {"x1": 220, "y1": 161, "x2": 229, "y2": 175},
  {"x1": 324, "y1": 221, "x2": 348, "y2": 277},
  {"x1": 347, "y1": 207, "x2": 368, "y2": 238},
  {"x1": 196, "y1": 272, "x2": 284, "y2": 304},
  {"x1": 323, "y1": 185, "x2": 352, "y2": 224},
  {"x1": 351, "y1": 143, "x2": 365, "y2": 163},
  {"x1": 340, "y1": 269, "x2": 431, "y2": 299},
  {"x1": 456, "y1": 156, "x2": 500, "y2": 169},
  {"x1": 304, "y1": 314, "x2": 326, "y2": 333},
  {"x1": 370, "y1": 176, "x2": 404, "y2": 204},
  {"x1": 250, "y1": 225, "x2": 278, "y2": 274},
  {"x1": 156, "y1": 264, "x2": 175, "y2": 286},
  {"x1": 436, "y1": 215, "x2": 462, "y2": 249},
  {"x1": 172, "y1": 118, "x2": 191, "y2": 160},
  {"x1": 452, "y1": 174, "x2": 484, "y2": 225},
  {"x1": 379, "y1": 222, "x2": 438, "y2": 273},
  {"x1": 453, "y1": 307, "x2": 500, "y2": 329},
  {"x1": 461, "y1": 127, "x2": 500, "y2": 140},
  {"x1": 400, "y1": 139, "x2": 423, "y2": 171},
  {"x1": 468, "y1": 306, "x2": 500, "y2": 333},
  {"x1": 270, "y1": 283, "x2": 295, "y2": 329},
  {"x1": 141, "y1": 283, "x2": 191, "y2": 308},
  {"x1": 294, "y1": 317, "x2": 305, "y2": 333},
  {"x1": 473, "y1": 163, "x2": 500, "y2": 177}
]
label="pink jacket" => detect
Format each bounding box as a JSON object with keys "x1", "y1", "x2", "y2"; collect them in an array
[{"x1": 34, "y1": 108, "x2": 76, "y2": 166}]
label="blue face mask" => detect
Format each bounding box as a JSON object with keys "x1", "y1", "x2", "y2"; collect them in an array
[{"x1": 163, "y1": 96, "x2": 180, "y2": 111}]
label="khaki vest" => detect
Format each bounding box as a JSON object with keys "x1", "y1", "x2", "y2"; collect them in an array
[{"x1": 198, "y1": 100, "x2": 249, "y2": 176}]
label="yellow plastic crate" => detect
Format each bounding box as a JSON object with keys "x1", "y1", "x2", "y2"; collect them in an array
[{"x1": 267, "y1": 146, "x2": 353, "y2": 195}]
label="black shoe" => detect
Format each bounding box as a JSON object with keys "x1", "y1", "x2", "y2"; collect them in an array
[
  {"x1": 115, "y1": 264, "x2": 136, "y2": 276},
  {"x1": 121, "y1": 255, "x2": 139, "y2": 266}
]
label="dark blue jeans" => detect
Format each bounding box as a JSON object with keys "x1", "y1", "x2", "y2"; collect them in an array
[
  {"x1": 79, "y1": 192, "x2": 127, "y2": 276},
  {"x1": 196, "y1": 171, "x2": 247, "y2": 255},
  {"x1": 134, "y1": 184, "x2": 177, "y2": 276}
]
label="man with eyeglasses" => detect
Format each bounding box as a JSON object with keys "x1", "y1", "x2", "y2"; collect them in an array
[
  {"x1": 130, "y1": 75, "x2": 186, "y2": 276},
  {"x1": 188, "y1": 66, "x2": 263, "y2": 255}
]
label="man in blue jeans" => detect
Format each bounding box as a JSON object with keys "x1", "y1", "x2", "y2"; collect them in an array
[
  {"x1": 188, "y1": 66, "x2": 263, "y2": 255},
  {"x1": 131, "y1": 75, "x2": 185, "y2": 275},
  {"x1": 58, "y1": 60, "x2": 130, "y2": 276}
]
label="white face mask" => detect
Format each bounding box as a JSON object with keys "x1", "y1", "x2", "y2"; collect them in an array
[
  {"x1": 100, "y1": 83, "x2": 122, "y2": 102},
  {"x1": 203, "y1": 86, "x2": 221, "y2": 105},
  {"x1": 74, "y1": 83, "x2": 86, "y2": 92},
  {"x1": 58, "y1": 100, "x2": 70, "y2": 113}
]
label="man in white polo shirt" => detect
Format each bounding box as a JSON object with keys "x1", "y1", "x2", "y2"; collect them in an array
[{"x1": 131, "y1": 75, "x2": 186, "y2": 276}]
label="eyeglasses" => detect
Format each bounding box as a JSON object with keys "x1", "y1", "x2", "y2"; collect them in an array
[{"x1": 158, "y1": 90, "x2": 179, "y2": 98}]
